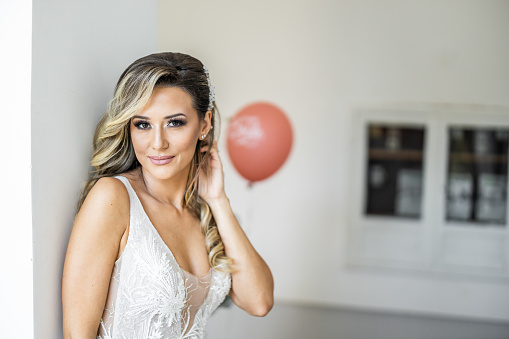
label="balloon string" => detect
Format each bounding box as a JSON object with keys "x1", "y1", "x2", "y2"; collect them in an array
[{"x1": 244, "y1": 182, "x2": 254, "y2": 236}]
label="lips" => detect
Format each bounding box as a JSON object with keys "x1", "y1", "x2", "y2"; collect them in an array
[{"x1": 148, "y1": 155, "x2": 174, "y2": 165}]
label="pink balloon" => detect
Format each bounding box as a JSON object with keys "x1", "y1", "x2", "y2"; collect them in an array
[{"x1": 227, "y1": 102, "x2": 293, "y2": 183}]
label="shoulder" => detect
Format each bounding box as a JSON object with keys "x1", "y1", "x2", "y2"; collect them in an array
[
  {"x1": 63, "y1": 177, "x2": 132, "y2": 330},
  {"x1": 75, "y1": 176, "x2": 130, "y2": 236},
  {"x1": 91, "y1": 176, "x2": 129, "y2": 198},
  {"x1": 86, "y1": 177, "x2": 130, "y2": 210}
]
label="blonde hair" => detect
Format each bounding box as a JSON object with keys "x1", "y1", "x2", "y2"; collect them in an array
[{"x1": 78, "y1": 52, "x2": 232, "y2": 272}]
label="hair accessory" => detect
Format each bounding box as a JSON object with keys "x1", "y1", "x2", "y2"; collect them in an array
[{"x1": 203, "y1": 65, "x2": 215, "y2": 110}]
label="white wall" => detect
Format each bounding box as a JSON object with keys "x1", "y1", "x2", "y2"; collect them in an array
[
  {"x1": 0, "y1": 1, "x2": 33, "y2": 337},
  {"x1": 31, "y1": 1, "x2": 157, "y2": 337},
  {"x1": 158, "y1": 0, "x2": 509, "y2": 322}
]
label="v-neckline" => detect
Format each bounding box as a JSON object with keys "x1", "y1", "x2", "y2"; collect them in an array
[{"x1": 120, "y1": 175, "x2": 212, "y2": 280}]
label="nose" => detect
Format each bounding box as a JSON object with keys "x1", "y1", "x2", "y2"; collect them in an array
[{"x1": 151, "y1": 125, "x2": 169, "y2": 150}]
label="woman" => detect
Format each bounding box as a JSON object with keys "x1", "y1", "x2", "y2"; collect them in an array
[{"x1": 62, "y1": 52, "x2": 274, "y2": 338}]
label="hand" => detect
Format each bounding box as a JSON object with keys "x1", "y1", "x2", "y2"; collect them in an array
[{"x1": 198, "y1": 140, "x2": 227, "y2": 204}]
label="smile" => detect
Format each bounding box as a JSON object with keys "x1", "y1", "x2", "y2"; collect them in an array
[{"x1": 148, "y1": 156, "x2": 174, "y2": 165}]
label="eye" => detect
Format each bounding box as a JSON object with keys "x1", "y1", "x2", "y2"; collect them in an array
[
  {"x1": 134, "y1": 121, "x2": 151, "y2": 130},
  {"x1": 168, "y1": 119, "x2": 186, "y2": 127}
]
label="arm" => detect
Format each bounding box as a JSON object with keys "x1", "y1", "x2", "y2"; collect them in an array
[
  {"x1": 62, "y1": 177, "x2": 129, "y2": 338},
  {"x1": 208, "y1": 197, "x2": 274, "y2": 316},
  {"x1": 199, "y1": 142, "x2": 274, "y2": 317}
]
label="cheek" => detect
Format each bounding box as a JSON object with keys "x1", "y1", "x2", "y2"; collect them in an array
[
  {"x1": 178, "y1": 134, "x2": 199, "y2": 156},
  {"x1": 130, "y1": 132, "x2": 146, "y2": 154},
  {"x1": 130, "y1": 132, "x2": 155, "y2": 162},
  {"x1": 178, "y1": 126, "x2": 201, "y2": 151}
]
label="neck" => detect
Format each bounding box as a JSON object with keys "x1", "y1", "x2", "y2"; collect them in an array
[{"x1": 138, "y1": 166, "x2": 191, "y2": 211}]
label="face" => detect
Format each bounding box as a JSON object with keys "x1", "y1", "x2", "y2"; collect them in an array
[{"x1": 130, "y1": 86, "x2": 211, "y2": 182}]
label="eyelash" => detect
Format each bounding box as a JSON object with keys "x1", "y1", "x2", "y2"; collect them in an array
[
  {"x1": 134, "y1": 121, "x2": 150, "y2": 130},
  {"x1": 168, "y1": 119, "x2": 186, "y2": 127},
  {"x1": 133, "y1": 119, "x2": 186, "y2": 130}
]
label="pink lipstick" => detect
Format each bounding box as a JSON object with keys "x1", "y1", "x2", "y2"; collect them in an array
[{"x1": 148, "y1": 156, "x2": 174, "y2": 165}]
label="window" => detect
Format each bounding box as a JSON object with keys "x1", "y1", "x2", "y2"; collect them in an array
[{"x1": 349, "y1": 107, "x2": 509, "y2": 278}]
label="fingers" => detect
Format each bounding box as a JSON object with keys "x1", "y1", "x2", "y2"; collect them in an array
[
  {"x1": 210, "y1": 140, "x2": 218, "y2": 151},
  {"x1": 200, "y1": 141, "x2": 212, "y2": 153},
  {"x1": 200, "y1": 140, "x2": 218, "y2": 153}
]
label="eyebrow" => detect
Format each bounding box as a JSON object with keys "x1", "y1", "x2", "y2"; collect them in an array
[{"x1": 132, "y1": 113, "x2": 186, "y2": 120}]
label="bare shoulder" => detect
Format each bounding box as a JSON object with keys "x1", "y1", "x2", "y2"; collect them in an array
[
  {"x1": 75, "y1": 176, "x2": 130, "y2": 237},
  {"x1": 88, "y1": 176, "x2": 130, "y2": 203},
  {"x1": 63, "y1": 176, "x2": 130, "y2": 336}
]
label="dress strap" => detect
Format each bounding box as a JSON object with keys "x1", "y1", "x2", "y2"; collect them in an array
[
  {"x1": 113, "y1": 175, "x2": 143, "y2": 226},
  {"x1": 113, "y1": 175, "x2": 135, "y2": 200}
]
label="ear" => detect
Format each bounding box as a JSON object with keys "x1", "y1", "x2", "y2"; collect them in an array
[{"x1": 200, "y1": 110, "x2": 212, "y2": 136}]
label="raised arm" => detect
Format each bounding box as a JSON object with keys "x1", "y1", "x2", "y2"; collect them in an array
[
  {"x1": 62, "y1": 177, "x2": 129, "y2": 338},
  {"x1": 199, "y1": 142, "x2": 274, "y2": 316}
]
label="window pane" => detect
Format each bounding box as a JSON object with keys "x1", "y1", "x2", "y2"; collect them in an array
[
  {"x1": 446, "y1": 127, "x2": 508, "y2": 226},
  {"x1": 365, "y1": 124, "x2": 426, "y2": 219}
]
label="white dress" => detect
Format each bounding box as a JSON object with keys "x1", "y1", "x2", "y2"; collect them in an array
[{"x1": 97, "y1": 176, "x2": 231, "y2": 339}]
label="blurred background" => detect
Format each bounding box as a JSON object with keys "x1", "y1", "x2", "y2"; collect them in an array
[{"x1": 2, "y1": 0, "x2": 509, "y2": 338}]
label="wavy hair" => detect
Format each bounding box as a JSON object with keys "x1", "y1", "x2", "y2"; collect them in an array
[{"x1": 78, "y1": 52, "x2": 232, "y2": 272}]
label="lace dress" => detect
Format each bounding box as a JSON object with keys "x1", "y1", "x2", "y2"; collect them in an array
[{"x1": 97, "y1": 176, "x2": 231, "y2": 339}]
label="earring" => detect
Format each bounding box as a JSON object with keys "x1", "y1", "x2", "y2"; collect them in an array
[{"x1": 201, "y1": 134, "x2": 206, "y2": 139}]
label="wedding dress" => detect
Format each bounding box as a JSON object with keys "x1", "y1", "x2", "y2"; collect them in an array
[{"x1": 97, "y1": 176, "x2": 231, "y2": 339}]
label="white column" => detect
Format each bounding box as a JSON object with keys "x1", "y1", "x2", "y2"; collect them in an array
[{"x1": 0, "y1": 0, "x2": 34, "y2": 337}]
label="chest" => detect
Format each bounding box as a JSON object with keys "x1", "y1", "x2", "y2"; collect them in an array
[
  {"x1": 138, "y1": 195, "x2": 211, "y2": 277},
  {"x1": 108, "y1": 227, "x2": 232, "y2": 338}
]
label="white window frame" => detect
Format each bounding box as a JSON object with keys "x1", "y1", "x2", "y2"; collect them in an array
[{"x1": 348, "y1": 105, "x2": 509, "y2": 280}]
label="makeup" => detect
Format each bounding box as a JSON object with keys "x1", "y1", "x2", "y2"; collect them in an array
[{"x1": 148, "y1": 156, "x2": 174, "y2": 165}]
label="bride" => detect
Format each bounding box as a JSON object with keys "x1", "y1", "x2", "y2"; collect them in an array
[{"x1": 62, "y1": 52, "x2": 274, "y2": 338}]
